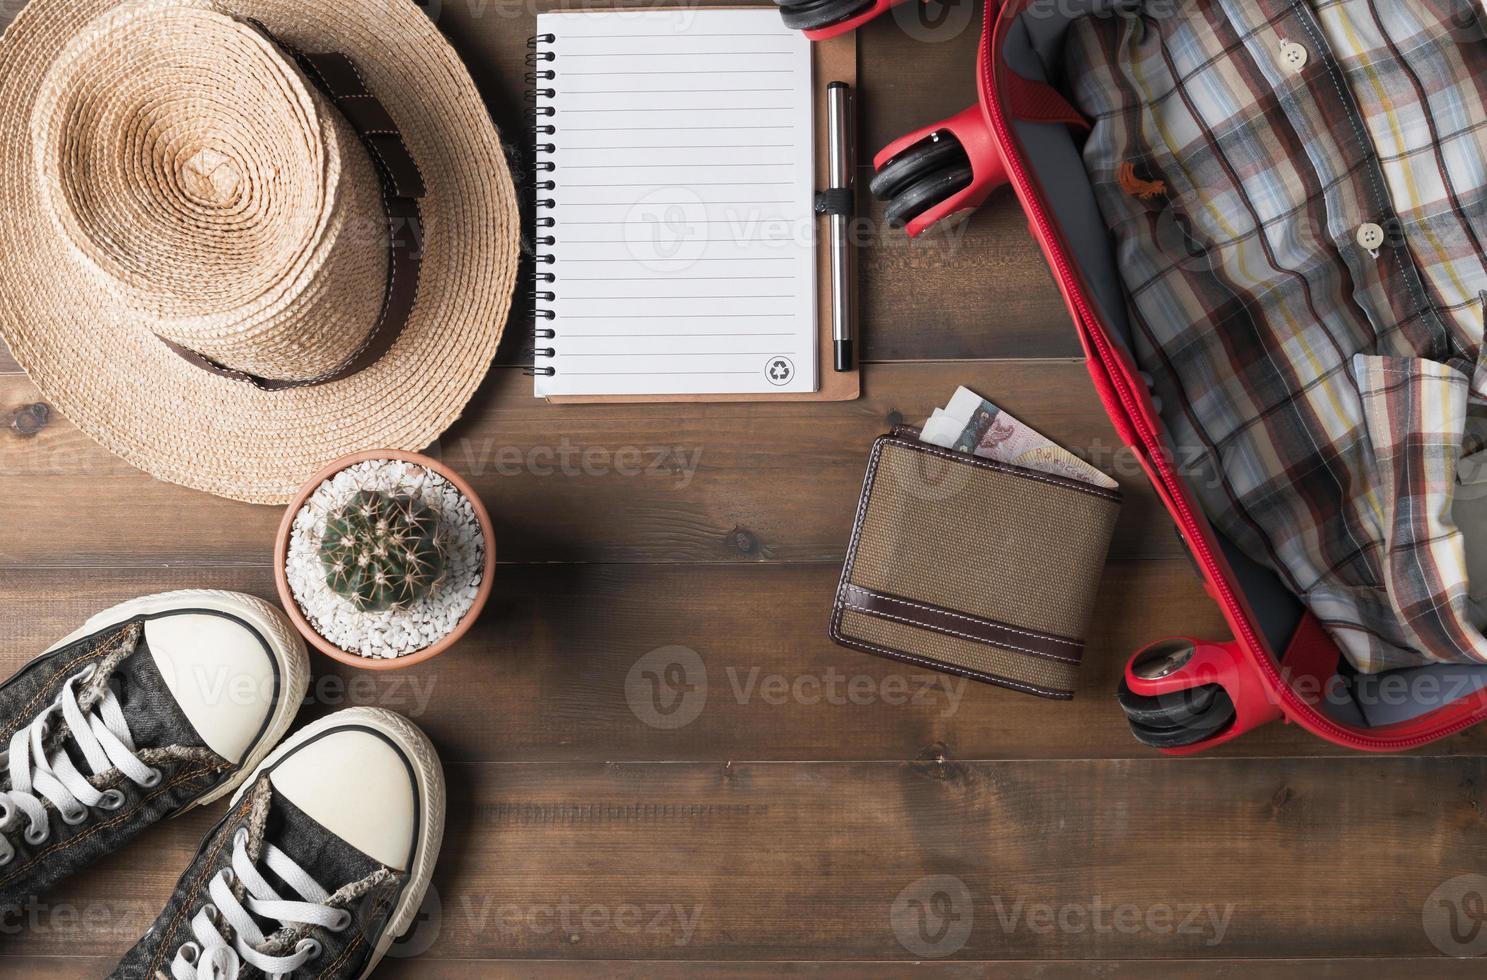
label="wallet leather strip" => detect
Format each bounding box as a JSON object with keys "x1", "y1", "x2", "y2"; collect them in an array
[
  {"x1": 841, "y1": 585, "x2": 1083, "y2": 665},
  {"x1": 835, "y1": 610, "x2": 1077, "y2": 699}
]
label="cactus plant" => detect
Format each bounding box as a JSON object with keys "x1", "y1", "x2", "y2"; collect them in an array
[{"x1": 319, "y1": 491, "x2": 446, "y2": 612}]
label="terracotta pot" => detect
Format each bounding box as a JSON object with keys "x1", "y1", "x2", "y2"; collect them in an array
[{"x1": 273, "y1": 449, "x2": 496, "y2": 670}]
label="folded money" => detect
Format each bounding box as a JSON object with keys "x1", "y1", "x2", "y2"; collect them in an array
[{"x1": 921, "y1": 386, "x2": 1117, "y2": 490}]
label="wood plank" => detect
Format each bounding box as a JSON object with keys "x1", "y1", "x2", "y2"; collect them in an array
[
  {"x1": 4, "y1": 956, "x2": 1480, "y2": 979},
  {"x1": 5, "y1": 562, "x2": 1482, "y2": 762},
  {"x1": 2, "y1": 3, "x2": 1454, "y2": 972},
  {"x1": 0, "y1": 360, "x2": 1179, "y2": 566},
  {"x1": 0, "y1": 757, "x2": 1481, "y2": 961},
  {"x1": 851, "y1": 12, "x2": 1076, "y2": 363}
]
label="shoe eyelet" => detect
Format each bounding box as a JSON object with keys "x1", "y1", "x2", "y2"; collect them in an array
[
  {"x1": 0, "y1": 847, "x2": 13, "y2": 867},
  {"x1": 139, "y1": 768, "x2": 163, "y2": 788},
  {"x1": 97, "y1": 789, "x2": 126, "y2": 812},
  {"x1": 24, "y1": 824, "x2": 48, "y2": 846},
  {"x1": 298, "y1": 938, "x2": 323, "y2": 960},
  {"x1": 331, "y1": 909, "x2": 353, "y2": 932},
  {"x1": 61, "y1": 806, "x2": 88, "y2": 826}
]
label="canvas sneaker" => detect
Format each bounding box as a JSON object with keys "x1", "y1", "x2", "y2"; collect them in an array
[
  {"x1": 115, "y1": 707, "x2": 445, "y2": 980},
  {"x1": 0, "y1": 590, "x2": 309, "y2": 911}
]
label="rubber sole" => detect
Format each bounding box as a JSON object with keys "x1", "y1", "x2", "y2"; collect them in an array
[
  {"x1": 40, "y1": 589, "x2": 310, "y2": 809},
  {"x1": 228, "y1": 706, "x2": 447, "y2": 980}
]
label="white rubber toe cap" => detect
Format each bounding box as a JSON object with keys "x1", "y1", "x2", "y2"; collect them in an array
[
  {"x1": 269, "y1": 728, "x2": 418, "y2": 871},
  {"x1": 146, "y1": 612, "x2": 278, "y2": 766}
]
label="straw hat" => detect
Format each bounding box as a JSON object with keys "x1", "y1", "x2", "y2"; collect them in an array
[{"x1": 0, "y1": 0, "x2": 519, "y2": 503}]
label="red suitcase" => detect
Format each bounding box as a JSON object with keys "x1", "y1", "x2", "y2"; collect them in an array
[{"x1": 791, "y1": 0, "x2": 1487, "y2": 753}]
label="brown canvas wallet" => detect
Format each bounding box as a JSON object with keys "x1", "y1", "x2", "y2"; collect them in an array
[{"x1": 830, "y1": 428, "x2": 1121, "y2": 699}]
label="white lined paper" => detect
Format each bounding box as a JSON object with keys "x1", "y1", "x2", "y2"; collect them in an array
[{"x1": 534, "y1": 8, "x2": 817, "y2": 397}]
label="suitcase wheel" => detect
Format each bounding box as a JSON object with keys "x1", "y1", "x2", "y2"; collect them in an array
[
  {"x1": 869, "y1": 132, "x2": 975, "y2": 229},
  {"x1": 1118, "y1": 678, "x2": 1235, "y2": 748},
  {"x1": 774, "y1": 0, "x2": 875, "y2": 32}
]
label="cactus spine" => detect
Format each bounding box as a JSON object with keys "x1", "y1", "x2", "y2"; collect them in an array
[{"x1": 319, "y1": 491, "x2": 446, "y2": 612}]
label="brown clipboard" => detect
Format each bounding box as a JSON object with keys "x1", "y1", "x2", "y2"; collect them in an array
[{"x1": 547, "y1": 20, "x2": 859, "y2": 405}]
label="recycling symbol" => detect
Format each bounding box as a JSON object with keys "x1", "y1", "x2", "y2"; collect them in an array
[{"x1": 766, "y1": 356, "x2": 795, "y2": 386}]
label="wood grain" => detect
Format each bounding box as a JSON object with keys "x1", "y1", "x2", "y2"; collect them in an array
[
  {"x1": 4, "y1": 562, "x2": 1483, "y2": 763},
  {"x1": 0, "y1": 360, "x2": 1179, "y2": 567},
  {"x1": 8, "y1": 958, "x2": 1483, "y2": 979},
  {"x1": 0, "y1": 0, "x2": 1475, "y2": 974},
  {"x1": 5, "y1": 958, "x2": 1482, "y2": 979},
  {"x1": 0, "y1": 758, "x2": 1481, "y2": 963}
]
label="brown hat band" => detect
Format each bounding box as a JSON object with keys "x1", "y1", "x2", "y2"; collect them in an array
[{"x1": 160, "y1": 22, "x2": 426, "y2": 391}]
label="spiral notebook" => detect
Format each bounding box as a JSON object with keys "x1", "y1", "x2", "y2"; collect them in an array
[{"x1": 531, "y1": 7, "x2": 851, "y2": 401}]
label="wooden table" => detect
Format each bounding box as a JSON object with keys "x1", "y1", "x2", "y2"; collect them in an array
[{"x1": 1, "y1": 2, "x2": 1482, "y2": 976}]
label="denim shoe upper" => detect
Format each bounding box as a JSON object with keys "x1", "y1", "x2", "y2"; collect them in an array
[
  {"x1": 114, "y1": 773, "x2": 406, "y2": 980},
  {"x1": 0, "y1": 620, "x2": 236, "y2": 911}
]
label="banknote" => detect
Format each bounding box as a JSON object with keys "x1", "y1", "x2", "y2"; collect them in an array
[{"x1": 920, "y1": 387, "x2": 1117, "y2": 490}]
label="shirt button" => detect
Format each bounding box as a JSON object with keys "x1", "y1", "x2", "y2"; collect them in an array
[
  {"x1": 1357, "y1": 222, "x2": 1386, "y2": 251},
  {"x1": 1280, "y1": 40, "x2": 1309, "y2": 72}
]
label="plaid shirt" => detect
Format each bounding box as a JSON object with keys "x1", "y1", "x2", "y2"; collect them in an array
[{"x1": 1066, "y1": 0, "x2": 1487, "y2": 671}]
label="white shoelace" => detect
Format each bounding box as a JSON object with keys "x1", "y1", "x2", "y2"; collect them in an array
[
  {"x1": 0, "y1": 665, "x2": 162, "y2": 864},
  {"x1": 171, "y1": 826, "x2": 352, "y2": 980}
]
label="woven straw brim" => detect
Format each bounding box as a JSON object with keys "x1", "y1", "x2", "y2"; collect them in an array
[{"x1": 0, "y1": 0, "x2": 519, "y2": 503}]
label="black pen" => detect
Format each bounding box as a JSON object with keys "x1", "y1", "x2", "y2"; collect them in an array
[{"x1": 826, "y1": 81, "x2": 854, "y2": 372}]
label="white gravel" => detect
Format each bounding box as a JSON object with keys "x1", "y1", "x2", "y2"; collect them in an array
[{"x1": 286, "y1": 459, "x2": 485, "y2": 659}]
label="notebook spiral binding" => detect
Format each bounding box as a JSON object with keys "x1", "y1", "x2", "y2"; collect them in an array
[{"x1": 526, "y1": 32, "x2": 558, "y2": 377}]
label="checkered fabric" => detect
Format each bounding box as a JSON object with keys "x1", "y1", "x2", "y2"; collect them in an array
[{"x1": 1065, "y1": 0, "x2": 1487, "y2": 671}]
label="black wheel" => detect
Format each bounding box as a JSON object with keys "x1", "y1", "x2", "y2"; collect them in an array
[
  {"x1": 869, "y1": 134, "x2": 969, "y2": 201},
  {"x1": 881, "y1": 162, "x2": 974, "y2": 229},
  {"x1": 774, "y1": 0, "x2": 873, "y2": 31},
  {"x1": 1116, "y1": 677, "x2": 1219, "y2": 728},
  {"x1": 1123, "y1": 687, "x2": 1235, "y2": 749}
]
